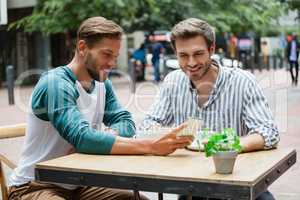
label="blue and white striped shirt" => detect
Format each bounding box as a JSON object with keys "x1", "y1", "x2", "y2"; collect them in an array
[{"x1": 140, "y1": 64, "x2": 279, "y2": 149}]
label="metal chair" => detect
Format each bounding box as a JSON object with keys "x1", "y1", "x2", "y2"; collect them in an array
[{"x1": 0, "y1": 123, "x2": 26, "y2": 200}]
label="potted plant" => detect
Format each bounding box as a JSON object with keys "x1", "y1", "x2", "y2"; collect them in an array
[{"x1": 204, "y1": 128, "x2": 241, "y2": 174}]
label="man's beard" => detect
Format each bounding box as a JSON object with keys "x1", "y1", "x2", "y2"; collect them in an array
[
  {"x1": 87, "y1": 67, "x2": 100, "y2": 81},
  {"x1": 187, "y1": 60, "x2": 212, "y2": 82},
  {"x1": 84, "y1": 53, "x2": 107, "y2": 82}
]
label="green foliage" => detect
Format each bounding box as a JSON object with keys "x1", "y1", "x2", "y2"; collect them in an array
[
  {"x1": 285, "y1": 0, "x2": 300, "y2": 34},
  {"x1": 286, "y1": 0, "x2": 300, "y2": 10},
  {"x1": 204, "y1": 128, "x2": 241, "y2": 157},
  {"x1": 9, "y1": 0, "x2": 143, "y2": 35},
  {"x1": 9, "y1": 0, "x2": 288, "y2": 35}
]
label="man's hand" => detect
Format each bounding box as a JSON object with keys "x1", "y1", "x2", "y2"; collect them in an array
[
  {"x1": 150, "y1": 124, "x2": 194, "y2": 156},
  {"x1": 110, "y1": 124, "x2": 193, "y2": 155}
]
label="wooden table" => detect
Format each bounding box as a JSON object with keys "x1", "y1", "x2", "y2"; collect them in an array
[{"x1": 35, "y1": 148, "x2": 296, "y2": 200}]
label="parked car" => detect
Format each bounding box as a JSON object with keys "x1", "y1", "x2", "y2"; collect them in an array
[{"x1": 211, "y1": 54, "x2": 243, "y2": 68}]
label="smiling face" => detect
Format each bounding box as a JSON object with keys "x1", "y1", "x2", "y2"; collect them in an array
[
  {"x1": 175, "y1": 35, "x2": 215, "y2": 82},
  {"x1": 79, "y1": 37, "x2": 121, "y2": 81}
]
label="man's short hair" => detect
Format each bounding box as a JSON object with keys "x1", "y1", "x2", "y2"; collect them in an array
[
  {"x1": 170, "y1": 18, "x2": 215, "y2": 50},
  {"x1": 77, "y1": 16, "x2": 123, "y2": 48}
]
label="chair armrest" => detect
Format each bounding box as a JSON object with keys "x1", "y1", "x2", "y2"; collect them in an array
[
  {"x1": 0, "y1": 123, "x2": 26, "y2": 139},
  {"x1": 0, "y1": 154, "x2": 16, "y2": 170}
]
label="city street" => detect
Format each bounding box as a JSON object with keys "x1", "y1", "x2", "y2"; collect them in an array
[{"x1": 0, "y1": 68, "x2": 299, "y2": 200}]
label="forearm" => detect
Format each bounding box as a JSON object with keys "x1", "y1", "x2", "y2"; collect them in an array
[
  {"x1": 240, "y1": 133, "x2": 265, "y2": 153},
  {"x1": 50, "y1": 107, "x2": 116, "y2": 154},
  {"x1": 110, "y1": 136, "x2": 153, "y2": 155},
  {"x1": 104, "y1": 80, "x2": 136, "y2": 137}
]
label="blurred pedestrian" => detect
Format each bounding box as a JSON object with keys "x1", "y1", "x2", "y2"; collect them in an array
[
  {"x1": 261, "y1": 40, "x2": 269, "y2": 67},
  {"x1": 150, "y1": 36, "x2": 165, "y2": 82},
  {"x1": 132, "y1": 43, "x2": 146, "y2": 81},
  {"x1": 228, "y1": 33, "x2": 238, "y2": 59},
  {"x1": 286, "y1": 34, "x2": 299, "y2": 85},
  {"x1": 216, "y1": 32, "x2": 228, "y2": 56},
  {"x1": 237, "y1": 36, "x2": 252, "y2": 68}
]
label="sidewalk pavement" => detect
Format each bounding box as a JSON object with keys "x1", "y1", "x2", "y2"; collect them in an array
[{"x1": 0, "y1": 68, "x2": 299, "y2": 200}]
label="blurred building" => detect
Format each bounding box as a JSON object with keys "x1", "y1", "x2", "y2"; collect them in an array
[
  {"x1": 0, "y1": 0, "x2": 132, "y2": 85},
  {"x1": 0, "y1": 0, "x2": 54, "y2": 85}
]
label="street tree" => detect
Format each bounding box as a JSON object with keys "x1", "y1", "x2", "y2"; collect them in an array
[{"x1": 10, "y1": 0, "x2": 287, "y2": 34}]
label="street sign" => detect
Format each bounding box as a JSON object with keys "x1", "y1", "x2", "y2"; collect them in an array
[{"x1": 0, "y1": 0, "x2": 8, "y2": 25}]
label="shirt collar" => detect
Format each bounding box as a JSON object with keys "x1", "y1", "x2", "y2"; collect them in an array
[
  {"x1": 188, "y1": 60, "x2": 226, "y2": 108},
  {"x1": 64, "y1": 65, "x2": 96, "y2": 94},
  {"x1": 188, "y1": 59, "x2": 224, "y2": 91}
]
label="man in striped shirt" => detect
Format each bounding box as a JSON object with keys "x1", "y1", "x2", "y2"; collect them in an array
[{"x1": 140, "y1": 18, "x2": 279, "y2": 200}]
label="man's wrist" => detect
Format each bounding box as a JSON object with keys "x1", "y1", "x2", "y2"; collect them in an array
[
  {"x1": 130, "y1": 138, "x2": 154, "y2": 155},
  {"x1": 142, "y1": 139, "x2": 155, "y2": 154}
]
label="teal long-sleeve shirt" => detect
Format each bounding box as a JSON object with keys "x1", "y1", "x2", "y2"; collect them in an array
[{"x1": 31, "y1": 66, "x2": 135, "y2": 154}]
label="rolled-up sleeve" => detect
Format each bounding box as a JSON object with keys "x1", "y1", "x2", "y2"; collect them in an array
[
  {"x1": 242, "y1": 80, "x2": 280, "y2": 149},
  {"x1": 103, "y1": 80, "x2": 136, "y2": 138}
]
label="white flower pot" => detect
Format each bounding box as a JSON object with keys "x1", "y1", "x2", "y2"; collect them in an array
[{"x1": 212, "y1": 151, "x2": 238, "y2": 174}]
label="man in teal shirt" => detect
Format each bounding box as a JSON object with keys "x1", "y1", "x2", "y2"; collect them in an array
[{"x1": 8, "y1": 16, "x2": 193, "y2": 200}]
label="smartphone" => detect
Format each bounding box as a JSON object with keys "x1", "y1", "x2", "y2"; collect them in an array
[{"x1": 177, "y1": 118, "x2": 201, "y2": 137}]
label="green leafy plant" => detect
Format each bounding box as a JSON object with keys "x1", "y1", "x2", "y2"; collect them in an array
[{"x1": 204, "y1": 128, "x2": 241, "y2": 157}]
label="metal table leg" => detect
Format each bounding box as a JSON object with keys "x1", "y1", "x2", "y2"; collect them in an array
[
  {"x1": 158, "y1": 192, "x2": 163, "y2": 200},
  {"x1": 134, "y1": 190, "x2": 141, "y2": 200}
]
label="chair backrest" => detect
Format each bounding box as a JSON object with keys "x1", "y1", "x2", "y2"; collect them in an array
[{"x1": 0, "y1": 123, "x2": 26, "y2": 200}]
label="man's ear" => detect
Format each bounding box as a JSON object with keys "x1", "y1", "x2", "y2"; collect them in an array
[
  {"x1": 77, "y1": 40, "x2": 87, "y2": 57},
  {"x1": 209, "y1": 43, "x2": 215, "y2": 56},
  {"x1": 171, "y1": 43, "x2": 177, "y2": 56}
]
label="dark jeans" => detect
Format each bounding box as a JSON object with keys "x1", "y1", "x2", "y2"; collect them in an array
[
  {"x1": 152, "y1": 58, "x2": 161, "y2": 82},
  {"x1": 178, "y1": 190, "x2": 275, "y2": 200},
  {"x1": 289, "y1": 60, "x2": 299, "y2": 85}
]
